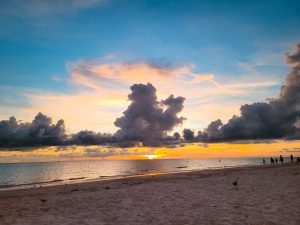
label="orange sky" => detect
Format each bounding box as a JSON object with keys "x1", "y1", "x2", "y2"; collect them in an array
[{"x1": 0, "y1": 140, "x2": 299, "y2": 163}]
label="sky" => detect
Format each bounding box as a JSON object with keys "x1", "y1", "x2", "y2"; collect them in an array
[
  {"x1": 1, "y1": 141, "x2": 300, "y2": 163},
  {"x1": 1, "y1": 0, "x2": 300, "y2": 135}
]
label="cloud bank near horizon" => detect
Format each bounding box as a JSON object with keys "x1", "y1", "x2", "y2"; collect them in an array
[
  {"x1": 196, "y1": 44, "x2": 300, "y2": 141},
  {"x1": 0, "y1": 83, "x2": 186, "y2": 148}
]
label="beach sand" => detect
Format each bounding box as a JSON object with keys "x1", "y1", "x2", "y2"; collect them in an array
[{"x1": 0, "y1": 163, "x2": 299, "y2": 225}]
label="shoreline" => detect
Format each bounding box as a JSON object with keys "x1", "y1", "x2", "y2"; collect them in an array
[{"x1": 0, "y1": 162, "x2": 297, "y2": 192}]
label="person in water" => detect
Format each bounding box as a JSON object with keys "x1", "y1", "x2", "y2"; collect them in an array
[
  {"x1": 263, "y1": 158, "x2": 265, "y2": 165},
  {"x1": 275, "y1": 158, "x2": 278, "y2": 164},
  {"x1": 271, "y1": 157, "x2": 274, "y2": 165},
  {"x1": 280, "y1": 155, "x2": 284, "y2": 164},
  {"x1": 290, "y1": 154, "x2": 294, "y2": 163}
]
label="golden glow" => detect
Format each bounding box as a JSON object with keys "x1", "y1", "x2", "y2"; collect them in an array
[
  {"x1": 0, "y1": 140, "x2": 299, "y2": 163},
  {"x1": 146, "y1": 154, "x2": 159, "y2": 160}
]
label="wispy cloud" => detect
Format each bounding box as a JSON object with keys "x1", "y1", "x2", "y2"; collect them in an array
[
  {"x1": 0, "y1": 0, "x2": 105, "y2": 18},
  {"x1": 51, "y1": 76, "x2": 63, "y2": 82}
]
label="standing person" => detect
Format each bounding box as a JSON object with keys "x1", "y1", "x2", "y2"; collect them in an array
[
  {"x1": 280, "y1": 155, "x2": 284, "y2": 164},
  {"x1": 290, "y1": 154, "x2": 294, "y2": 163},
  {"x1": 275, "y1": 158, "x2": 278, "y2": 164},
  {"x1": 271, "y1": 157, "x2": 274, "y2": 165},
  {"x1": 263, "y1": 158, "x2": 265, "y2": 165}
]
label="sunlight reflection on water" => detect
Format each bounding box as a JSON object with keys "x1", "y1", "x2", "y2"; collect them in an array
[{"x1": 0, "y1": 157, "x2": 266, "y2": 189}]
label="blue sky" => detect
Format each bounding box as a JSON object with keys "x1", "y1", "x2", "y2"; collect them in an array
[{"x1": 0, "y1": 0, "x2": 300, "y2": 133}]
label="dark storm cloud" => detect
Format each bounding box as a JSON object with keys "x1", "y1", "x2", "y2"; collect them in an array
[
  {"x1": 183, "y1": 128, "x2": 194, "y2": 141},
  {"x1": 114, "y1": 83, "x2": 185, "y2": 145},
  {"x1": 0, "y1": 112, "x2": 67, "y2": 147},
  {"x1": 0, "y1": 83, "x2": 185, "y2": 148},
  {"x1": 198, "y1": 44, "x2": 300, "y2": 141},
  {"x1": 202, "y1": 119, "x2": 223, "y2": 140},
  {"x1": 70, "y1": 130, "x2": 115, "y2": 145}
]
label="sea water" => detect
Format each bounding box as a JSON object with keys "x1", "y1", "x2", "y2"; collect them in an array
[{"x1": 0, "y1": 158, "x2": 265, "y2": 190}]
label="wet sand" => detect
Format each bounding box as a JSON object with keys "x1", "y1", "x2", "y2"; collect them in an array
[{"x1": 0, "y1": 163, "x2": 299, "y2": 225}]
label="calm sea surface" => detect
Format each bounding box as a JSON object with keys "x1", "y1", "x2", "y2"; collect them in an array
[{"x1": 0, "y1": 158, "x2": 268, "y2": 190}]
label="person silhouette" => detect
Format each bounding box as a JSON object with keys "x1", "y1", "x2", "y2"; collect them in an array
[
  {"x1": 275, "y1": 158, "x2": 278, "y2": 164},
  {"x1": 290, "y1": 154, "x2": 294, "y2": 163},
  {"x1": 271, "y1": 157, "x2": 274, "y2": 165},
  {"x1": 280, "y1": 155, "x2": 284, "y2": 164},
  {"x1": 263, "y1": 158, "x2": 265, "y2": 165}
]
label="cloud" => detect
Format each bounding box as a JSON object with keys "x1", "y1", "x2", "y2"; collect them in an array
[
  {"x1": 202, "y1": 119, "x2": 223, "y2": 140},
  {"x1": 197, "y1": 44, "x2": 300, "y2": 141},
  {"x1": 70, "y1": 130, "x2": 114, "y2": 145},
  {"x1": 58, "y1": 147, "x2": 129, "y2": 158},
  {"x1": 67, "y1": 58, "x2": 280, "y2": 132},
  {"x1": 6, "y1": 56, "x2": 280, "y2": 135},
  {"x1": 0, "y1": 0, "x2": 104, "y2": 18},
  {"x1": 0, "y1": 82, "x2": 186, "y2": 147},
  {"x1": 0, "y1": 112, "x2": 67, "y2": 147},
  {"x1": 84, "y1": 147, "x2": 129, "y2": 158},
  {"x1": 183, "y1": 129, "x2": 194, "y2": 141},
  {"x1": 0, "y1": 52, "x2": 289, "y2": 137},
  {"x1": 280, "y1": 147, "x2": 300, "y2": 153},
  {"x1": 51, "y1": 76, "x2": 63, "y2": 82},
  {"x1": 114, "y1": 83, "x2": 185, "y2": 145},
  {"x1": 69, "y1": 58, "x2": 272, "y2": 97},
  {"x1": 68, "y1": 59, "x2": 206, "y2": 92}
]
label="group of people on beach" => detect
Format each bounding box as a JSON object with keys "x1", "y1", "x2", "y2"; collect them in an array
[{"x1": 262, "y1": 154, "x2": 300, "y2": 165}]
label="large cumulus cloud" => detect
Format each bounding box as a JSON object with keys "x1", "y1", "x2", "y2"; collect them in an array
[
  {"x1": 198, "y1": 44, "x2": 300, "y2": 141},
  {"x1": 114, "y1": 83, "x2": 185, "y2": 145}
]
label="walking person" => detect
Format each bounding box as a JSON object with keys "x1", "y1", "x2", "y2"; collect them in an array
[{"x1": 280, "y1": 155, "x2": 284, "y2": 164}]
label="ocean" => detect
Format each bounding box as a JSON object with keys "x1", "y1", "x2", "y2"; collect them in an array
[{"x1": 0, "y1": 157, "x2": 267, "y2": 190}]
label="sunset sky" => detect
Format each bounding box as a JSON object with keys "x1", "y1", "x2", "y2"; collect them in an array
[
  {"x1": 1, "y1": 140, "x2": 300, "y2": 163},
  {"x1": 1, "y1": 0, "x2": 300, "y2": 133},
  {"x1": 0, "y1": 1, "x2": 300, "y2": 162}
]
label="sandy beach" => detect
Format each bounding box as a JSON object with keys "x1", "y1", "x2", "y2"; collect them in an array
[{"x1": 0, "y1": 163, "x2": 299, "y2": 225}]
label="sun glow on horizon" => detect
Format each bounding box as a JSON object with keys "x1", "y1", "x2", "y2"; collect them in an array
[
  {"x1": 1, "y1": 140, "x2": 300, "y2": 163},
  {"x1": 146, "y1": 154, "x2": 159, "y2": 160}
]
